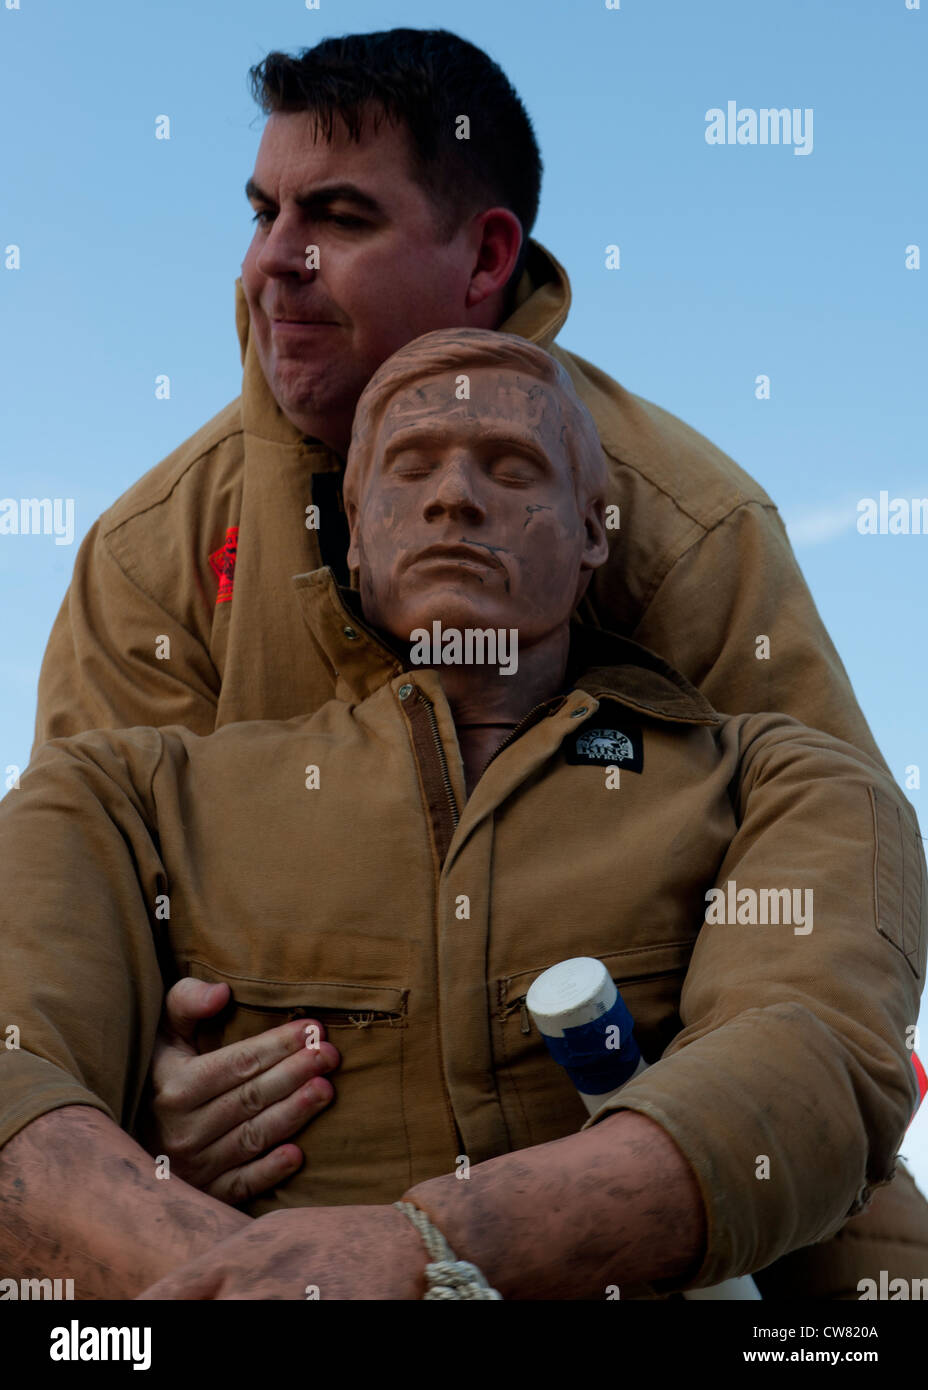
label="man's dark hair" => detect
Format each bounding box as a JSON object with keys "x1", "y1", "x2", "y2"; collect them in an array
[{"x1": 248, "y1": 28, "x2": 542, "y2": 286}]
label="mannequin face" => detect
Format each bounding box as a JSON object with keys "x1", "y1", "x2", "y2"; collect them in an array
[{"x1": 346, "y1": 365, "x2": 608, "y2": 650}]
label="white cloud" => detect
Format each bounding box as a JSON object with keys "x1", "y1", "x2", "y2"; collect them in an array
[{"x1": 782, "y1": 498, "x2": 858, "y2": 547}]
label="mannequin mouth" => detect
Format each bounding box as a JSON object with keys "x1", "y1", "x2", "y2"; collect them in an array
[{"x1": 407, "y1": 544, "x2": 504, "y2": 573}]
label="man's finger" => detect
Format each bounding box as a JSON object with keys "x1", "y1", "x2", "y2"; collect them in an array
[
  {"x1": 196, "y1": 1068, "x2": 335, "y2": 1176},
  {"x1": 162, "y1": 1016, "x2": 336, "y2": 1112},
  {"x1": 204, "y1": 1143, "x2": 306, "y2": 1206},
  {"x1": 163, "y1": 978, "x2": 231, "y2": 1046}
]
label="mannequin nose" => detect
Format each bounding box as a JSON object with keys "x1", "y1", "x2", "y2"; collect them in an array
[{"x1": 423, "y1": 460, "x2": 485, "y2": 522}]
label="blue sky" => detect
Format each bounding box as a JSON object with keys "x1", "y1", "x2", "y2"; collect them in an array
[{"x1": 2, "y1": 0, "x2": 927, "y2": 1194}]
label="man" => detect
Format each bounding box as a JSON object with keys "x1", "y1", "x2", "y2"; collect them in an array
[
  {"x1": 0, "y1": 330, "x2": 922, "y2": 1300},
  {"x1": 26, "y1": 29, "x2": 928, "y2": 1293}
]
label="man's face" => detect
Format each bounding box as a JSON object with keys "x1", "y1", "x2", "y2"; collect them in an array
[
  {"x1": 242, "y1": 111, "x2": 487, "y2": 451},
  {"x1": 347, "y1": 367, "x2": 606, "y2": 650}
]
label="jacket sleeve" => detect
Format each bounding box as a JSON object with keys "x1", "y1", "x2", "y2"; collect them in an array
[
  {"x1": 31, "y1": 518, "x2": 221, "y2": 756},
  {"x1": 582, "y1": 713, "x2": 926, "y2": 1291},
  {"x1": 621, "y1": 501, "x2": 887, "y2": 766},
  {"x1": 0, "y1": 730, "x2": 170, "y2": 1150}
]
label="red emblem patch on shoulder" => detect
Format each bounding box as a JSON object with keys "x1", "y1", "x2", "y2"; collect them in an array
[{"x1": 209, "y1": 526, "x2": 239, "y2": 605}]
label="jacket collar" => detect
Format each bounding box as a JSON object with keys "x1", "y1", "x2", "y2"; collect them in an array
[
  {"x1": 562, "y1": 624, "x2": 720, "y2": 726},
  {"x1": 234, "y1": 239, "x2": 573, "y2": 446},
  {"x1": 291, "y1": 566, "x2": 719, "y2": 726}
]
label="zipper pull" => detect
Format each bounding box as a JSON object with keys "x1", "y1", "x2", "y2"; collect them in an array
[{"x1": 519, "y1": 997, "x2": 531, "y2": 1035}]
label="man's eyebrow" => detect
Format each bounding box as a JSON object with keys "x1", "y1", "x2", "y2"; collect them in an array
[{"x1": 244, "y1": 178, "x2": 386, "y2": 218}]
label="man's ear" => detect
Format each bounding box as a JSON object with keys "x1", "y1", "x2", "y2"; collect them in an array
[
  {"x1": 464, "y1": 207, "x2": 524, "y2": 311},
  {"x1": 580, "y1": 495, "x2": 610, "y2": 572}
]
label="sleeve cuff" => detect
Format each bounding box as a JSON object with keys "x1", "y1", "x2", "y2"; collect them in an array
[{"x1": 0, "y1": 1051, "x2": 117, "y2": 1152}]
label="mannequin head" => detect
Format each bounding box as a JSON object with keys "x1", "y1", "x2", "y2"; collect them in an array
[{"x1": 344, "y1": 328, "x2": 609, "y2": 654}]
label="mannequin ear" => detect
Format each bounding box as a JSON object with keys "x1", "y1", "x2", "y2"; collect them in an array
[
  {"x1": 580, "y1": 495, "x2": 610, "y2": 571},
  {"x1": 346, "y1": 496, "x2": 360, "y2": 570}
]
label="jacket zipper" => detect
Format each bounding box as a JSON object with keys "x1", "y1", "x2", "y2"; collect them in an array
[
  {"x1": 477, "y1": 695, "x2": 567, "y2": 781},
  {"x1": 401, "y1": 687, "x2": 567, "y2": 859},
  {"x1": 420, "y1": 693, "x2": 460, "y2": 834},
  {"x1": 400, "y1": 684, "x2": 460, "y2": 864},
  {"x1": 397, "y1": 684, "x2": 465, "y2": 1153},
  {"x1": 497, "y1": 997, "x2": 533, "y2": 1034},
  {"x1": 233, "y1": 1002, "x2": 404, "y2": 1027}
]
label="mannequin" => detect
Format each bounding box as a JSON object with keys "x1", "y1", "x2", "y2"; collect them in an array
[{"x1": 343, "y1": 327, "x2": 610, "y2": 792}]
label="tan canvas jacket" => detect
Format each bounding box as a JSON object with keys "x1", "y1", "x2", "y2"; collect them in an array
[
  {"x1": 2, "y1": 571, "x2": 924, "y2": 1296},
  {"x1": 32, "y1": 240, "x2": 885, "y2": 768}
]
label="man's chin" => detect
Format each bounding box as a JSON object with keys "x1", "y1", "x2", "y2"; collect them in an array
[
  {"x1": 262, "y1": 352, "x2": 348, "y2": 412},
  {"x1": 269, "y1": 369, "x2": 333, "y2": 413}
]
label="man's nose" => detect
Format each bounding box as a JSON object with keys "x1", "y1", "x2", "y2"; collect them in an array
[
  {"x1": 254, "y1": 212, "x2": 317, "y2": 280},
  {"x1": 422, "y1": 457, "x2": 486, "y2": 524}
]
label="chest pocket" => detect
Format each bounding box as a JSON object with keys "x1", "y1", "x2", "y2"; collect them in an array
[
  {"x1": 491, "y1": 940, "x2": 693, "y2": 1152},
  {"x1": 181, "y1": 960, "x2": 413, "y2": 1211}
]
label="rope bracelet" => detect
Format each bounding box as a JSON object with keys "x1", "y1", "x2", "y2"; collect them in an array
[{"x1": 392, "y1": 1201, "x2": 503, "y2": 1300}]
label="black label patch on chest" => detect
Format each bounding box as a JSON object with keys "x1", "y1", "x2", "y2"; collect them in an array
[{"x1": 566, "y1": 719, "x2": 644, "y2": 773}]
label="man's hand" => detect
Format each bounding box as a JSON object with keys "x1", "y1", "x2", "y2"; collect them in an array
[
  {"x1": 135, "y1": 1205, "x2": 428, "y2": 1300},
  {"x1": 140, "y1": 978, "x2": 340, "y2": 1204}
]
